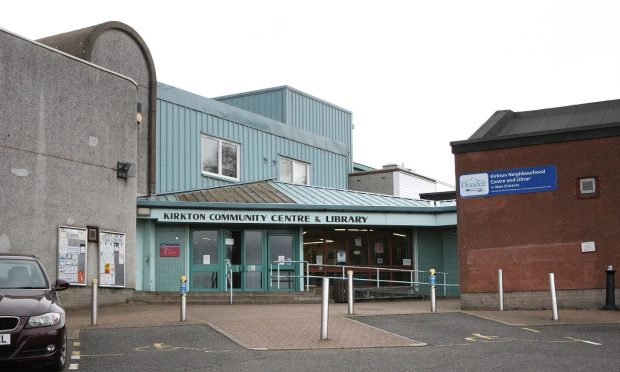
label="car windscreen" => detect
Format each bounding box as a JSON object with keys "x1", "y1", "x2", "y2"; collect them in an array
[{"x1": 0, "y1": 259, "x2": 49, "y2": 289}]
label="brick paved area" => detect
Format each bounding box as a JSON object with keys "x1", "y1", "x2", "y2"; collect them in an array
[
  {"x1": 65, "y1": 298, "x2": 619, "y2": 350},
  {"x1": 65, "y1": 299, "x2": 459, "y2": 348}
]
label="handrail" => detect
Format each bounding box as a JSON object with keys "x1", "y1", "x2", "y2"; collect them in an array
[
  {"x1": 225, "y1": 260, "x2": 233, "y2": 304},
  {"x1": 268, "y1": 261, "x2": 459, "y2": 296},
  {"x1": 269, "y1": 260, "x2": 309, "y2": 291}
]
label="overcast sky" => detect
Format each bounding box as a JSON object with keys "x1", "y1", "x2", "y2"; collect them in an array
[{"x1": 3, "y1": 1, "x2": 620, "y2": 185}]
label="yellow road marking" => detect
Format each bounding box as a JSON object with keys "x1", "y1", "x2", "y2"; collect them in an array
[{"x1": 73, "y1": 341, "x2": 80, "y2": 347}]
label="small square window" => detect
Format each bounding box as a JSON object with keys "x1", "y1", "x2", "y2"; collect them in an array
[
  {"x1": 278, "y1": 156, "x2": 309, "y2": 185},
  {"x1": 577, "y1": 177, "x2": 599, "y2": 199}
]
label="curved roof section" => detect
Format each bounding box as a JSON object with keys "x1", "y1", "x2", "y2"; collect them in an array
[
  {"x1": 37, "y1": 21, "x2": 156, "y2": 81},
  {"x1": 451, "y1": 99, "x2": 620, "y2": 153},
  {"x1": 38, "y1": 21, "x2": 158, "y2": 194}
]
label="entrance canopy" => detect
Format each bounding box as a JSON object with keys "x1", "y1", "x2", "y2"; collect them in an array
[{"x1": 137, "y1": 180, "x2": 456, "y2": 227}]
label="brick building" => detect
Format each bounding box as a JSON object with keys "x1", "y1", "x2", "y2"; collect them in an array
[{"x1": 451, "y1": 100, "x2": 620, "y2": 309}]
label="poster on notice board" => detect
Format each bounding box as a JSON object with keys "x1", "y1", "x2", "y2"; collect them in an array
[
  {"x1": 58, "y1": 226, "x2": 87, "y2": 286},
  {"x1": 98, "y1": 231, "x2": 126, "y2": 287}
]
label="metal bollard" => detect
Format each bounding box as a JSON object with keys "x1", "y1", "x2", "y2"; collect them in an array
[
  {"x1": 347, "y1": 270, "x2": 354, "y2": 315},
  {"x1": 549, "y1": 273, "x2": 558, "y2": 321},
  {"x1": 91, "y1": 278, "x2": 98, "y2": 326},
  {"x1": 602, "y1": 266, "x2": 618, "y2": 310},
  {"x1": 321, "y1": 277, "x2": 329, "y2": 340},
  {"x1": 498, "y1": 269, "x2": 504, "y2": 311},
  {"x1": 430, "y1": 268, "x2": 437, "y2": 313},
  {"x1": 180, "y1": 275, "x2": 187, "y2": 322}
]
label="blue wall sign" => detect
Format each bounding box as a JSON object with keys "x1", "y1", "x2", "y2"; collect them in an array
[{"x1": 459, "y1": 165, "x2": 557, "y2": 198}]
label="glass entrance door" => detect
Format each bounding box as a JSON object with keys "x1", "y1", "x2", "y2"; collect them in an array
[
  {"x1": 268, "y1": 234, "x2": 296, "y2": 291},
  {"x1": 224, "y1": 230, "x2": 267, "y2": 291}
]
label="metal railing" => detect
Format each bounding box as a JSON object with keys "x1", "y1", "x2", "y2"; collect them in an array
[
  {"x1": 224, "y1": 260, "x2": 233, "y2": 304},
  {"x1": 268, "y1": 261, "x2": 459, "y2": 297}
]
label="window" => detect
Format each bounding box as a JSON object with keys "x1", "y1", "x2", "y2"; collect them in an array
[
  {"x1": 201, "y1": 135, "x2": 240, "y2": 180},
  {"x1": 279, "y1": 157, "x2": 309, "y2": 185}
]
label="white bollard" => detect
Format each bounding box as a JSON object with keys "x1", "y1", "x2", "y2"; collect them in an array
[
  {"x1": 321, "y1": 277, "x2": 329, "y2": 340},
  {"x1": 498, "y1": 269, "x2": 504, "y2": 311},
  {"x1": 549, "y1": 273, "x2": 558, "y2": 321},
  {"x1": 430, "y1": 269, "x2": 437, "y2": 313},
  {"x1": 91, "y1": 278, "x2": 98, "y2": 326},
  {"x1": 347, "y1": 270, "x2": 354, "y2": 315},
  {"x1": 180, "y1": 275, "x2": 187, "y2": 322}
]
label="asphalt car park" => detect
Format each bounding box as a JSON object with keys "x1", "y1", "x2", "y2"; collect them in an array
[{"x1": 71, "y1": 313, "x2": 619, "y2": 371}]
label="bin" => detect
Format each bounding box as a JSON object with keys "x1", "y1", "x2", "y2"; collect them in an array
[{"x1": 334, "y1": 279, "x2": 347, "y2": 303}]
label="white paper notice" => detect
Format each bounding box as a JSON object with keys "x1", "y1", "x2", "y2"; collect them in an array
[
  {"x1": 278, "y1": 255, "x2": 285, "y2": 262},
  {"x1": 203, "y1": 255, "x2": 210, "y2": 265}
]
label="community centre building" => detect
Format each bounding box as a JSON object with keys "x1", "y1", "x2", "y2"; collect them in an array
[
  {"x1": 2, "y1": 21, "x2": 458, "y2": 307},
  {"x1": 452, "y1": 100, "x2": 620, "y2": 309},
  {"x1": 136, "y1": 84, "x2": 459, "y2": 296}
]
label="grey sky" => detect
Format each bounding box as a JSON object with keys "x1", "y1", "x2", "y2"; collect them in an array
[{"x1": 3, "y1": 0, "x2": 620, "y2": 185}]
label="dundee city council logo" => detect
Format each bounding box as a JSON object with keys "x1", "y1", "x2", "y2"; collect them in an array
[{"x1": 459, "y1": 173, "x2": 489, "y2": 197}]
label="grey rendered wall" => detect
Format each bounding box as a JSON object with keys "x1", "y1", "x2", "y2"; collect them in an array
[
  {"x1": 90, "y1": 29, "x2": 151, "y2": 197},
  {"x1": 0, "y1": 30, "x2": 138, "y2": 306},
  {"x1": 348, "y1": 171, "x2": 396, "y2": 195}
]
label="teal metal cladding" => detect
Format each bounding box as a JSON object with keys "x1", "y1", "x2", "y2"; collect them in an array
[
  {"x1": 215, "y1": 86, "x2": 352, "y2": 145},
  {"x1": 156, "y1": 83, "x2": 352, "y2": 194},
  {"x1": 416, "y1": 227, "x2": 459, "y2": 296},
  {"x1": 214, "y1": 88, "x2": 285, "y2": 123}
]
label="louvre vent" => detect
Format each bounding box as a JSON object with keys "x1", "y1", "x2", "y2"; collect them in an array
[{"x1": 579, "y1": 178, "x2": 596, "y2": 194}]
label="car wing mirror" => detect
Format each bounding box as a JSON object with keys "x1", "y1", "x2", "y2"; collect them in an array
[{"x1": 54, "y1": 278, "x2": 70, "y2": 291}]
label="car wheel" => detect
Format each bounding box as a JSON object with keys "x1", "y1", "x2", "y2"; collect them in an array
[{"x1": 47, "y1": 333, "x2": 67, "y2": 371}]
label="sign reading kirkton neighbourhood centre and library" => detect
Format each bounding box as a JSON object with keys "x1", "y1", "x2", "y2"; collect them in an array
[{"x1": 459, "y1": 165, "x2": 557, "y2": 198}]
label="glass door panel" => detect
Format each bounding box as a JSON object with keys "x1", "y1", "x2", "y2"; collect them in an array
[
  {"x1": 244, "y1": 231, "x2": 263, "y2": 290},
  {"x1": 225, "y1": 231, "x2": 242, "y2": 289},
  {"x1": 268, "y1": 234, "x2": 295, "y2": 290},
  {"x1": 190, "y1": 230, "x2": 219, "y2": 290}
]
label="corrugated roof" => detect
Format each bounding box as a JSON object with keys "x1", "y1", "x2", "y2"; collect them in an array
[{"x1": 141, "y1": 180, "x2": 433, "y2": 208}]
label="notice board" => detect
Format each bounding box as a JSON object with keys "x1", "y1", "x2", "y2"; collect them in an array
[
  {"x1": 99, "y1": 231, "x2": 126, "y2": 287},
  {"x1": 58, "y1": 226, "x2": 87, "y2": 286}
]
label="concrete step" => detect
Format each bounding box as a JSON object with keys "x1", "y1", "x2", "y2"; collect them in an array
[{"x1": 133, "y1": 291, "x2": 323, "y2": 305}]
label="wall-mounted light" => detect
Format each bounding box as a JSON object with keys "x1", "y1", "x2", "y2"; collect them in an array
[
  {"x1": 136, "y1": 101, "x2": 143, "y2": 125},
  {"x1": 117, "y1": 162, "x2": 135, "y2": 179}
]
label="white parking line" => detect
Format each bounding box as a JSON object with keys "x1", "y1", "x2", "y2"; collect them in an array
[
  {"x1": 522, "y1": 327, "x2": 540, "y2": 333},
  {"x1": 565, "y1": 337, "x2": 602, "y2": 346},
  {"x1": 69, "y1": 363, "x2": 79, "y2": 370}
]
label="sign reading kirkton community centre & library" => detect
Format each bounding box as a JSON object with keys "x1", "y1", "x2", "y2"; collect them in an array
[
  {"x1": 147, "y1": 208, "x2": 454, "y2": 227},
  {"x1": 459, "y1": 165, "x2": 557, "y2": 198}
]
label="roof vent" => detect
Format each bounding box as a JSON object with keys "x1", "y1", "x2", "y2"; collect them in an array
[{"x1": 382, "y1": 163, "x2": 398, "y2": 169}]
